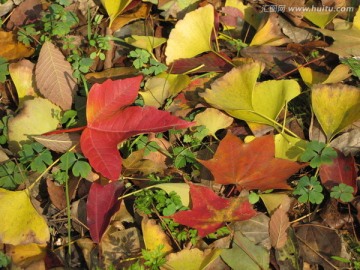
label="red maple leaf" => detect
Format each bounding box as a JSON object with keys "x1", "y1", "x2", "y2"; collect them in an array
[
  {"x1": 80, "y1": 76, "x2": 193, "y2": 180},
  {"x1": 198, "y1": 132, "x2": 305, "y2": 191},
  {"x1": 171, "y1": 183, "x2": 257, "y2": 237}
]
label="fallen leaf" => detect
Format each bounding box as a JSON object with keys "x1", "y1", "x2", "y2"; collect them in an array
[
  {"x1": 269, "y1": 207, "x2": 290, "y2": 249},
  {"x1": 201, "y1": 62, "x2": 300, "y2": 128},
  {"x1": 8, "y1": 98, "x2": 62, "y2": 153},
  {"x1": 151, "y1": 183, "x2": 190, "y2": 207},
  {"x1": 111, "y1": 3, "x2": 151, "y2": 32},
  {"x1": 312, "y1": 84, "x2": 360, "y2": 140},
  {"x1": 35, "y1": 41, "x2": 77, "y2": 110},
  {"x1": 7, "y1": 0, "x2": 42, "y2": 28},
  {"x1": 330, "y1": 128, "x2": 360, "y2": 156},
  {"x1": 46, "y1": 178, "x2": 66, "y2": 210},
  {"x1": 141, "y1": 216, "x2": 173, "y2": 253},
  {"x1": 0, "y1": 30, "x2": 34, "y2": 60},
  {"x1": 194, "y1": 108, "x2": 233, "y2": 139},
  {"x1": 80, "y1": 76, "x2": 192, "y2": 180},
  {"x1": 221, "y1": 231, "x2": 269, "y2": 270},
  {"x1": 165, "y1": 4, "x2": 214, "y2": 64},
  {"x1": 304, "y1": 10, "x2": 337, "y2": 29},
  {"x1": 86, "y1": 181, "x2": 124, "y2": 243},
  {"x1": 122, "y1": 149, "x2": 166, "y2": 175},
  {"x1": 198, "y1": 132, "x2": 304, "y2": 191},
  {"x1": 84, "y1": 67, "x2": 137, "y2": 84},
  {"x1": 125, "y1": 35, "x2": 167, "y2": 53},
  {"x1": 100, "y1": 0, "x2": 133, "y2": 27},
  {"x1": 170, "y1": 183, "x2": 257, "y2": 237},
  {"x1": 33, "y1": 133, "x2": 81, "y2": 153},
  {"x1": 259, "y1": 193, "x2": 291, "y2": 214},
  {"x1": 319, "y1": 149, "x2": 358, "y2": 193},
  {"x1": 250, "y1": 14, "x2": 291, "y2": 46},
  {"x1": 6, "y1": 243, "x2": 46, "y2": 269},
  {"x1": 9, "y1": 59, "x2": 38, "y2": 106},
  {"x1": 0, "y1": 189, "x2": 49, "y2": 245},
  {"x1": 162, "y1": 248, "x2": 222, "y2": 270},
  {"x1": 274, "y1": 134, "x2": 307, "y2": 161},
  {"x1": 158, "y1": 0, "x2": 200, "y2": 19},
  {"x1": 299, "y1": 64, "x2": 351, "y2": 86}
]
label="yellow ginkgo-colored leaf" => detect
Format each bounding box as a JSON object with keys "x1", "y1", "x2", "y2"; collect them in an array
[
  {"x1": 274, "y1": 134, "x2": 306, "y2": 161},
  {"x1": 312, "y1": 84, "x2": 360, "y2": 141},
  {"x1": 250, "y1": 14, "x2": 290, "y2": 46},
  {"x1": 201, "y1": 62, "x2": 300, "y2": 128},
  {"x1": 0, "y1": 189, "x2": 49, "y2": 245},
  {"x1": 163, "y1": 248, "x2": 222, "y2": 270},
  {"x1": 100, "y1": 0, "x2": 132, "y2": 27},
  {"x1": 0, "y1": 31, "x2": 34, "y2": 60},
  {"x1": 299, "y1": 64, "x2": 351, "y2": 86},
  {"x1": 194, "y1": 108, "x2": 233, "y2": 139},
  {"x1": 141, "y1": 216, "x2": 173, "y2": 253},
  {"x1": 9, "y1": 60, "x2": 38, "y2": 106},
  {"x1": 304, "y1": 11, "x2": 337, "y2": 29},
  {"x1": 7, "y1": 243, "x2": 47, "y2": 268},
  {"x1": 259, "y1": 193, "x2": 291, "y2": 214},
  {"x1": 111, "y1": 3, "x2": 151, "y2": 32},
  {"x1": 140, "y1": 73, "x2": 190, "y2": 107},
  {"x1": 8, "y1": 98, "x2": 62, "y2": 152},
  {"x1": 151, "y1": 183, "x2": 190, "y2": 207},
  {"x1": 165, "y1": 4, "x2": 214, "y2": 65},
  {"x1": 124, "y1": 35, "x2": 167, "y2": 53}
]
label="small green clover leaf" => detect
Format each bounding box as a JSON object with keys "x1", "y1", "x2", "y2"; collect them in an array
[
  {"x1": 330, "y1": 183, "x2": 354, "y2": 203},
  {"x1": 300, "y1": 141, "x2": 337, "y2": 168},
  {"x1": 293, "y1": 176, "x2": 324, "y2": 204}
]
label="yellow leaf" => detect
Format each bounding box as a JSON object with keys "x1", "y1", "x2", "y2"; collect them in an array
[
  {"x1": 201, "y1": 62, "x2": 300, "y2": 128},
  {"x1": 274, "y1": 134, "x2": 307, "y2": 161},
  {"x1": 7, "y1": 243, "x2": 46, "y2": 268},
  {"x1": 304, "y1": 11, "x2": 337, "y2": 29},
  {"x1": 165, "y1": 4, "x2": 214, "y2": 64},
  {"x1": 151, "y1": 183, "x2": 190, "y2": 207},
  {"x1": 299, "y1": 64, "x2": 351, "y2": 86},
  {"x1": 111, "y1": 3, "x2": 151, "y2": 32},
  {"x1": 8, "y1": 98, "x2": 62, "y2": 152},
  {"x1": 194, "y1": 108, "x2": 233, "y2": 139},
  {"x1": 0, "y1": 189, "x2": 49, "y2": 245},
  {"x1": 100, "y1": 0, "x2": 132, "y2": 27},
  {"x1": 250, "y1": 14, "x2": 290, "y2": 46},
  {"x1": 162, "y1": 248, "x2": 222, "y2": 270},
  {"x1": 9, "y1": 60, "x2": 38, "y2": 107},
  {"x1": 140, "y1": 73, "x2": 190, "y2": 107},
  {"x1": 125, "y1": 35, "x2": 167, "y2": 53},
  {"x1": 312, "y1": 84, "x2": 360, "y2": 140},
  {"x1": 259, "y1": 193, "x2": 291, "y2": 214},
  {"x1": 0, "y1": 31, "x2": 34, "y2": 60},
  {"x1": 141, "y1": 216, "x2": 173, "y2": 253}
]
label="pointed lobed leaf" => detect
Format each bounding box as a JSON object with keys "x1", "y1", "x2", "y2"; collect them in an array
[
  {"x1": 86, "y1": 76, "x2": 142, "y2": 124},
  {"x1": 319, "y1": 149, "x2": 357, "y2": 193},
  {"x1": 35, "y1": 41, "x2": 77, "y2": 110},
  {"x1": 86, "y1": 181, "x2": 124, "y2": 243},
  {"x1": 312, "y1": 84, "x2": 360, "y2": 140},
  {"x1": 171, "y1": 183, "x2": 257, "y2": 237},
  {"x1": 198, "y1": 132, "x2": 304, "y2": 191},
  {"x1": 165, "y1": 4, "x2": 214, "y2": 64},
  {"x1": 81, "y1": 77, "x2": 193, "y2": 180}
]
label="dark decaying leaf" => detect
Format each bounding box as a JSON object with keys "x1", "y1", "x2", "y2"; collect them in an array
[
  {"x1": 170, "y1": 183, "x2": 257, "y2": 237},
  {"x1": 86, "y1": 181, "x2": 124, "y2": 243}
]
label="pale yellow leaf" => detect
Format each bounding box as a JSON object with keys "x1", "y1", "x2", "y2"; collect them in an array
[
  {"x1": 165, "y1": 4, "x2": 214, "y2": 64},
  {"x1": 151, "y1": 183, "x2": 190, "y2": 207},
  {"x1": 111, "y1": 3, "x2": 151, "y2": 32},
  {"x1": 259, "y1": 193, "x2": 291, "y2": 214},
  {"x1": 9, "y1": 60, "x2": 38, "y2": 106},
  {"x1": 275, "y1": 134, "x2": 307, "y2": 161},
  {"x1": 0, "y1": 189, "x2": 49, "y2": 245},
  {"x1": 100, "y1": 0, "x2": 132, "y2": 26},
  {"x1": 299, "y1": 64, "x2": 351, "y2": 86},
  {"x1": 304, "y1": 11, "x2": 337, "y2": 29},
  {"x1": 7, "y1": 243, "x2": 46, "y2": 268},
  {"x1": 8, "y1": 98, "x2": 61, "y2": 152},
  {"x1": 35, "y1": 41, "x2": 77, "y2": 110},
  {"x1": 141, "y1": 73, "x2": 190, "y2": 107},
  {"x1": 141, "y1": 216, "x2": 173, "y2": 253},
  {"x1": 312, "y1": 84, "x2": 360, "y2": 140},
  {"x1": 125, "y1": 35, "x2": 167, "y2": 53},
  {"x1": 194, "y1": 108, "x2": 233, "y2": 139}
]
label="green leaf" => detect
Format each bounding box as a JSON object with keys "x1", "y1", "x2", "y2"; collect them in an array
[
  {"x1": 72, "y1": 160, "x2": 91, "y2": 178},
  {"x1": 330, "y1": 183, "x2": 354, "y2": 203},
  {"x1": 293, "y1": 176, "x2": 324, "y2": 204},
  {"x1": 300, "y1": 141, "x2": 337, "y2": 168}
]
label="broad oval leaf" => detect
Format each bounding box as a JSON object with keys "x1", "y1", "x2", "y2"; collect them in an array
[
  {"x1": 0, "y1": 189, "x2": 49, "y2": 245},
  {"x1": 0, "y1": 30, "x2": 34, "y2": 60},
  {"x1": 35, "y1": 41, "x2": 77, "y2": 110},
  {"x1": 165, "y1": 4, "x2": 214, "y2": 64},
  {"x1": 312, "y1": 84, "x2": 360, "y2": 140},
  {"x1": 87, "y1": 181, "x2": 124, "y2": 243}
]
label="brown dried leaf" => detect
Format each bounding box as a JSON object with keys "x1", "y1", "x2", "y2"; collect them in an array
[
  {"x1": 33, "y1": 133, "x2": 81, "y2": 153},
  {"x1": 46, "y1": 178, "x2": 66, "y2": 210},
  {"x1": 269, "y1": 207, "x2": 290, "y2": 249},
  {"x1": 35, "y1": 41, "x2": 77, "y2": 110},
  {"x1": 7, "y1": 0, "x2": 42, "y2": 29}
]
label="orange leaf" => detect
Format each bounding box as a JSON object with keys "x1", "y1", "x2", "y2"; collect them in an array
[{"x1": 198, "y1": 132, "x2": 304, "y2": 191}]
